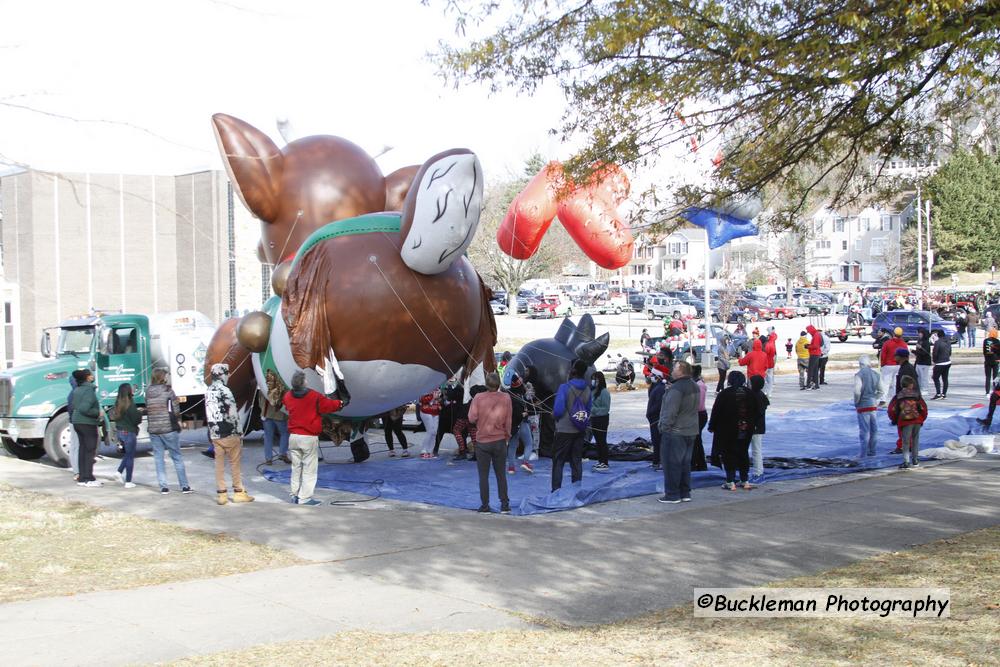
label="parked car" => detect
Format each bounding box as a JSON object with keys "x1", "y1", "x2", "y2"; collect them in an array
[
  {"x1": 660, "y1": 290, "x2": 693, "y2": 300},
  {"x1": 515, "y1": 297, "x2": 528, "y2": 313},
  {"x1": 530, "y1": 294, "x2": 574, "y2": 318},
  {"x1": 490, "y1": 301, "x2": 509, "y2": 315},
  {"x1": 733, "y1": 298, "x2": 773, "y2": 321},
  {"x1": 766, "y1": 300, "x2": 808, "y2": 319},
  {"x1": 644, "y1": 295, "x2": 696, "y2": 320},
  {"x1": 870, "y1": 310, "x2": 959, "y2": 343},
  {"x1": 630, "y1": 291, "x2": 661, "y2": 312},
  {"x1": 677, "y1": 296, "x2": 721, "y2": 318}
]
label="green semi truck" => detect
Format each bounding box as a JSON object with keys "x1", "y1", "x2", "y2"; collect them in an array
[{"x1": 0, "y1": 310, "x2": 216, "y2": 466}]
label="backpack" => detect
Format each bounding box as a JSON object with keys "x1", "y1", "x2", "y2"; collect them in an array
[
  {"x1": 566, "y1": 385, "x2": 591, "y2": 431},
  {"x1": 897, "y1": 397, "x2": 921, "y2": 423}
]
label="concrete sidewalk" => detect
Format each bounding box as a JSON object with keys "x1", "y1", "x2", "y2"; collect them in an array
[{"x1": 1, "y1": 452, "x2": 998, "y2": 666}]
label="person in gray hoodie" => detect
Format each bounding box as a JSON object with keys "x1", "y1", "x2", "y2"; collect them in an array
[
  {"x1": 853, "y1": 355, "x2": 883, "y2": 458},
  {"x1": 657, "y1": 361, "x2": 701, "y2": 503}
]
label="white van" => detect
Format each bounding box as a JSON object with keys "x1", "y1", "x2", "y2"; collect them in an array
[{"x1": 753, "y1": 285, "x2": 786, "y2": 299}]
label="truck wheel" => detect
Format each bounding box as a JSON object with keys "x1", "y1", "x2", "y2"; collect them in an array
[
  {"x1": 614, "y1": 306, "x2": 622, "y2": 314},
  {"x1": 566, "y1": 308, "x2": 573, "y2": 316},
  {"x1": 1, "y1": 437, "x2": 45, "y2": 460},
  {"x1": 839, "y1": 334, "x2": 848, "y2": 343},
  {"x1": 43, "y1": 412, "x2": 72, "y2": 468},
  {"x1": 647, "y1": 310, "x2": 656, "y2": 320}
]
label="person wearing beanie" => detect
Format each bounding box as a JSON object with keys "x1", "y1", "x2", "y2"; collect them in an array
[
  {"x1": 205, "y1": 363, "x2": 253, "y2": 505},
  {"x1": 878, "y1": 327, "x2": 908, "y2": 404},
  {"x1": 645, "y1": 366, "x2": 667, "y2": 471},
  {"x1": 282, "y1": 370, "x2": 346, "y2": 505},
  {"x1": 853, "y1": 356, "x2": 882, "y2": 458},
  {"x1": 708, "y1": 370, "x2": 758, "y2": 489},
  {"x1": 894, "y1": 347, "x2": 919, "y2": 393},
  {"x1": 888, "y1": 375, "x2": 927, "y2": 469}
]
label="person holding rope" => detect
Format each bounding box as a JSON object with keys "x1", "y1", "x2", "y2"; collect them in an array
[{"x1": 283, "y1": 370, "x2": 347, "y2": 505}]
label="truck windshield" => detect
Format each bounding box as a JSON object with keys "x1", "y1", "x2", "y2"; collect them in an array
[{"x1": 58, "y1": 328, "x2": 94, "y2": 356}]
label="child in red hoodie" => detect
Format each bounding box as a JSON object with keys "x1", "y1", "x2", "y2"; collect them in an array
[
  {"x1": 887, "y1": 375, "x2": 928, "y2": 469},
  {"x1": 417, "y1": 390, "x2": 442, "y2": 459}
]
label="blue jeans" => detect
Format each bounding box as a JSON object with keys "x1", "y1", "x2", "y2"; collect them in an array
[
  {"x1": 968, "y1": 328, "x2": 977, "y2": 347},
  {"x1": 116, "y1": 431, "x2": 137, "y2": 483},
  {"x1": 661, "y1": 433, "x2": 695, "y2": 500},
  {"x1": 263, "y1": 418, "x2": 289, "y2": 461},
  {"x1": 506, "y1": 421, "x2": 534, "y2": 468},
  {"x1": 150, "y1": 432, "x2": 189, "y2": 489},
  {"x1": 857, "y1": 410, "x2": 878, "y2": 458}
]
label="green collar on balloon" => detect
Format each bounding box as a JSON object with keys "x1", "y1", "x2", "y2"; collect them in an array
[
  {"x1": 259, "y1": 295, "x2": 282, "y2": 383},
  {"x1": 291, "y1": 213, "x2": 401, "y2": 268}
]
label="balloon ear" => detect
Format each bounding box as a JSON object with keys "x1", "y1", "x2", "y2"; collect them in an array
[
  {"x1": 384, "y1": 165, "x2": 420, "y2": 212},
  {"x1": 212, "y1": 113, "x2": 284, "y2": 223}
]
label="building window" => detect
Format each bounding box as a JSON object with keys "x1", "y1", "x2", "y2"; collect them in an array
[
  {"x1": 854, "y1": 239, "x2": 862, "y2": 251},
  {"x1": 880, "y1": 214, "x2": 894, "y2": 231},
  {"x1": 842, "y1": 240, "x2": 848, "y2": 250},
  {"x1": 833, "y1": 217, "x2": 845, "y2": 233},
  {"x1": 870, "y1": 238, "x2": 888, "y2": 256},
  {"x1": 861, "y1": 217, "x2": 871, "y2": 232},
  {"x1": 815, "y1": 240, "x2": 831, "y2": 249}
]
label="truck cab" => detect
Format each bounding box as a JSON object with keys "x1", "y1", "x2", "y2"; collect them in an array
[{"x1": 0, "y1": 311, "x2": 213, "y2": 466}]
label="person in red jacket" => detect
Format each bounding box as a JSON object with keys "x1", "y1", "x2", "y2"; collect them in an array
[
  {"x1": 887, "y1": 375, "x2": 927, "y2": 469},
  {"x1": 763, "y1": 329, "x2": 778, "y2": 395},
  {"x1": 282, "y1": 370, "x2": 347, "y2": 505},
  {"x1": 417, "y1": 390, "x2": 442, "y2": 458},
  {"x1": 805, "y1": 325, "x2": 822, "y2": 390},
  {"x1": 738, "y1": 337, "x2": 768, "y2": 380},
  {"x1": 879, "y1": 327, "x2": 908, "y2": 405}
]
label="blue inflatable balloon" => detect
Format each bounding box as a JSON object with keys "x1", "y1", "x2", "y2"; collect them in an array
[{"x1": 682, "y1": 207, "x2": 759, "y2": 249}]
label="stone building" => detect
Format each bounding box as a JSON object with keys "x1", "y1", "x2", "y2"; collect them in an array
[{"x1": 0, "y1": 169, "x2": 268, "y2": 360}]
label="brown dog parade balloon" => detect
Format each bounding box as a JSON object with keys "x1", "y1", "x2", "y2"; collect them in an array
[{"x1": 204, "y1": 113, "x2": 496, "y2": 418}]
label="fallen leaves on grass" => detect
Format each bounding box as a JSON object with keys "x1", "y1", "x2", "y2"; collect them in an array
[{"x1": 0, "y1": 484, "x2": 302, "y2": 604}]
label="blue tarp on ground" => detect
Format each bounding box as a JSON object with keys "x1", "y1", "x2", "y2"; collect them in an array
[{"x1": 263, "y1": 401, "x2": 988, "y2": 515}]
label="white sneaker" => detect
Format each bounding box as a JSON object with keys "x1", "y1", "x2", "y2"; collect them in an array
[
  {"x1": 529, "y1": 452, "x2": 538, "y2": 461},
  {"x1": 124, "y1": 482, "x2": 136, "y2": 489},
  {"x1": 117, "y1": 470, "x2": 126, "y2": 484},
  {"x1": 83, "y1": 480, "x2": 102, "y2": 488}
]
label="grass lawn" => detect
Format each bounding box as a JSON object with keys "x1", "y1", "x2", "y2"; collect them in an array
[
  {"x1": 0, "y1": 484, "x2": 302, "y2": 604},
  {"x1": 169, "y1": 527, "x2": 1000, "y2": 666}
]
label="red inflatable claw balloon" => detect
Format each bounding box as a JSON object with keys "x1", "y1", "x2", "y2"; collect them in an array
[
  {"x1": 497, "y1": 161, "x2": 635, "y2": 270},
  {"x1": 495, "y1": 163, "x2": 561, "y2": 259}
]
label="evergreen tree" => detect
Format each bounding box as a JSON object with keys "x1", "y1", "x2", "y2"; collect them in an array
[{"x1": 926, "y1": 150, "x2": 1000, "y2": 273}]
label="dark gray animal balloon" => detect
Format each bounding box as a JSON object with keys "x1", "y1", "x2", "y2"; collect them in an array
[{"x1": 502, "y1": 315, "x2": 609, "y2": 455}]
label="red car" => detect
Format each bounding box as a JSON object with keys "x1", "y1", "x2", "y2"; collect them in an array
[{"x1": 769, "y1": 304, "x2": 799, "y2": 319}]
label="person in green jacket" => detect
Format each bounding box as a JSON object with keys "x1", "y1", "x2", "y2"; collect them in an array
[
  {"x1": 70, "y1": 369, "x2": 102, "y2": 486},
  {"x1": 590, "y1": 372, "x2": 612, "y2": 472},
  {"x1": 112, "y1": 383, "x2": 142, "y2": 488}
]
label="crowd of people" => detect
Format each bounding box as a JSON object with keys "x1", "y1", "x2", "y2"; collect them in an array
[{"x1": 65, "y1": 293, "x2": 999, "y2": 511}]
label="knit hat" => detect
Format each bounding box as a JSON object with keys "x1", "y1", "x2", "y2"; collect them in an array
[
  {"x1": 210, "y1": 362, "x2": 230, "y2": 378},
  {"x1": 893, "y1": 327, "x2": 903, "y2": 336},
  {"x1": 650, "y1": 367, "x2": 665, "y2": 379},
  {"x1": 894, "y1": 347, "x2": 909, "y2": 357}
]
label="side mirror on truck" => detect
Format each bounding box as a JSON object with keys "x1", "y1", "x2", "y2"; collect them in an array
[
  {"x1": 99, "y1": 328, "x2": 114, "y2": 356},
  {"x1": 40, "y1": 331, "x2": 52, "y2": 358}
]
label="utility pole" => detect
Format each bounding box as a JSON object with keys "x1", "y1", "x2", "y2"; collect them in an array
[
  {"x1": 926, "y1": 199, "x2": 933, "y2": 287},
  {"x1": 916, "y1": 186, "x2": 923, "y2": 289}
]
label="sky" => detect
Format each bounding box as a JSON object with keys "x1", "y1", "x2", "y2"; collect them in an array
[{"x1": 0, "y1": 0, "x2": 576, "y2": 180}]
